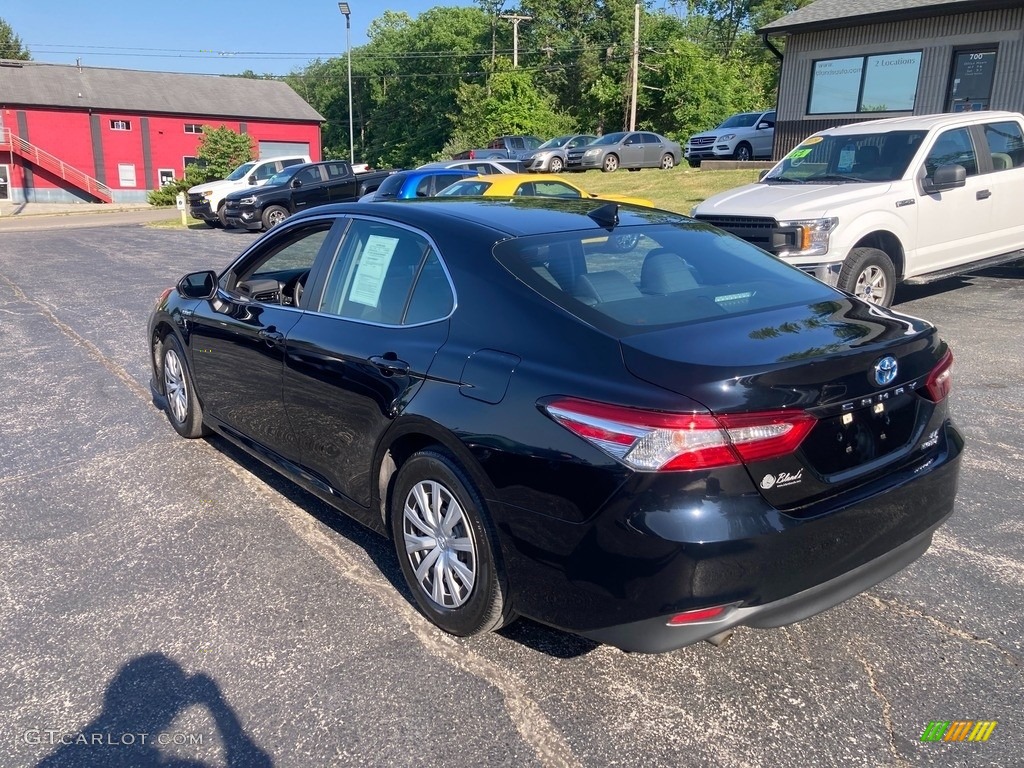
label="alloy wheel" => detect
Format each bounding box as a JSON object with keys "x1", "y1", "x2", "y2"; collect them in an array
[
  {"x1": 163, "y1": 348, "x2": 189, "y2": 424},
  {"x1": 855, "y1": 266, "x2": 888, "y2": 303}
]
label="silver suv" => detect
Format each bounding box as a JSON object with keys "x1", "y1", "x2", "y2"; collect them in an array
[{"x1": 685, "y1": 111, "x2": 775, "y2": 166}]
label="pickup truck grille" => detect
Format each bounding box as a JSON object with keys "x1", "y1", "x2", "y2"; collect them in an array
[
  {"x1": 689, "y1": 136, "x2": 716, "y2": 147},
  {"x1": 695, "y1": 214, "x2": 782, "y2": 252},
  {"x1": 187, "y1": 192, "x2": 206, "y2": 205}
]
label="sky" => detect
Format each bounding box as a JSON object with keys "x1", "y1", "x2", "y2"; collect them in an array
[{"x1": 1, "y1": 0, "x2": 468, "y2": 76}]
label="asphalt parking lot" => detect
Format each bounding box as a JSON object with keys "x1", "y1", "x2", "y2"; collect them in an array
[{"x1": 1, "y1": 215, "x2": 1021, "y2": 767}]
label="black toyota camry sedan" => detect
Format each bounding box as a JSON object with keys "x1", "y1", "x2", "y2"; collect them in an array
[{"x1": 148, "y1": 198, "x2": 962, "y2": 653}]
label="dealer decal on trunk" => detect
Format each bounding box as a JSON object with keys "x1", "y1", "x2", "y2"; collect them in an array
[{"x1": 760, "y1": 469, "x2": 804, "y2": 490}]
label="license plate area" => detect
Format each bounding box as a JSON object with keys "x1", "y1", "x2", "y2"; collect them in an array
[{"x1": 802, "y1": 394, "x2": 920, "y2": 477}]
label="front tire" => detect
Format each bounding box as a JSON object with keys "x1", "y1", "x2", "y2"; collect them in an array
[
  {"x1": 158, "y1": 335, "x2": 208, "y2": 438},
  {"x1": 838, "y1": 247, "x2": 896, "y2": 307},
  {"x1": 390, "y1": 450, "x2": 512, "y2": 637},
  {"x1": 217, "y1": 203, "x2": 229, "y2": 228},
  {"x1": 549, "y1": 156, "x2": 564, "y2": 173},
  {"x1": 661, "y1": 153, "x2": 676, "y2": 170},
  {"x1": 733, "y1": 143, "x2": 753, "y2": 162},
  {"x1": 602, "y1": 154, "x2": 619, "y2": 173},
  {"x1": 261, "y1": 205, "x2": 289, "y2": 231}
]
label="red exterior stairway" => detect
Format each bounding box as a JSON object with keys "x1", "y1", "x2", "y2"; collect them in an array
[{"x1": 0, "y1": 127, "x2": 113, "y2": 203}]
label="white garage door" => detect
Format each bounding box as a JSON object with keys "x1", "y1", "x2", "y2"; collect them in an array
[{"x1": 259, "y1": 141, "x2": 311, "y2": 159}]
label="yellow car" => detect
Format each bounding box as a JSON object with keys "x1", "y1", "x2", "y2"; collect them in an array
[{"x1": 436, "y1": 173, "x2": 654, "y2": 208}]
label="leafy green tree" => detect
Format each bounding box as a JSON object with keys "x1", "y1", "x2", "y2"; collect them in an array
[
  {"x1": 444, "y1": 62, "x2": 575, "y2": 156},
  {"x1": 186, "y1": 125, "x2": 255, "y2": 184},
  {"x1": 0, "y1": 17, "x2": 31, "y2": 60}
]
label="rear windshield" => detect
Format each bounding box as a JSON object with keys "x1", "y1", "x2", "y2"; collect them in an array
[
  {"x1": 437, "y1": 180, "x2": 493, "y2": 196},
  {"x1": 493, "y1": 223, "x2": 836, "y2": 336},
  {"x1": 373, "y1": 173, "x2": 407, "y2": 198}
]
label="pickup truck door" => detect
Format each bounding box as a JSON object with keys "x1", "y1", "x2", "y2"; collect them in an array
[
  {"x1": 979, "y1": 119, "x2": 1024, "y2": 255},
  {"x1": 291, "y1": 165, "x2": 331, "y2": 212},
  {"x1": 324, "y1": 161, "x2": 361, "y2": 203},
  {"x1": 913, "y1": 127, "x2": 996, "y2": 274}
]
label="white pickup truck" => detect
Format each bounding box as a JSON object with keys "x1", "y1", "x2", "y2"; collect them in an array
[
  {"x1": 693, "y1": 111, "x2": 1024, "y2": 306},
  {"x1": 187, "y1": 155, "x2": 310, "y2": 227}
]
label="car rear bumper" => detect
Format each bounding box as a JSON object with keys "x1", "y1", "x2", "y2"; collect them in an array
[{"x1": 492, "y1": 419, "x2": 963, "y2": 652}]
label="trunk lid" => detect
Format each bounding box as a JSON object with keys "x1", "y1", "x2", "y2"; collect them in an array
[{"x1": 620, "y1": 298, "x2": 945, "y2": 509}]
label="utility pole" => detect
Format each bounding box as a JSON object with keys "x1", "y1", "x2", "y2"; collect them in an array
[
  {"x1": 629, "y1": 1, "x2": 640, "y2": 131},
  {"x1": 499, "y1": 14, "x2": 532, "y2": 67}
]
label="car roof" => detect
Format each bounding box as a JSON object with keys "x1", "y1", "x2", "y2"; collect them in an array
[
  {"x1": 289, "y1": 197, "x2": 676, "y2": 238},
  {"x1": 822, "y1": 110, "x2": 1022, "y2": 135}
]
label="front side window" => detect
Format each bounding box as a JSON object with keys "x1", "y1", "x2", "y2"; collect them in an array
[
  {"x1": 253, "y1": 163, "x2": 282, "y2": 182},
  {"x1": 230, "y1": 222, "x2": 334, "y2": 304},
  {"x1": 319, "y1": 220, "x2": 452, "y2": 325},
  {"x1": 437, "y1": 180, "x2": 493, "y2": 197},
  {"x1": 809, "y1": 52, "x2": 921, "y2": 114},
  {"x1": 983, "y1": 121, "x2": 1024, "y2": 170},
  {"x1": 924, "y1": 128, "x2": 978, "y2": 177}
]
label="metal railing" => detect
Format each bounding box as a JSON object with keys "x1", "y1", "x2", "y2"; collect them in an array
[{"x1": 0, "y1": 127, "x2": 113, "y2": 202}]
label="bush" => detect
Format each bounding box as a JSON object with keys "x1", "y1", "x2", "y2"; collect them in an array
[{"x1": 147, "y1": 178, "x2": 191, "y2": 207}]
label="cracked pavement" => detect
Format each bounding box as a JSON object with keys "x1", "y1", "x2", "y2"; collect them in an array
[{"x1": 1, "y1": 217, "x2": 1021, "y2": 766}]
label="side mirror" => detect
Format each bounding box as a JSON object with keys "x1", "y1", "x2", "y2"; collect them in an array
[
  {"x1": 248, "y1": 174, "x2": 257, "y2": 185},
  {"x1": 758, "y1": 122, "x2": 772, "y2": 130},
  {"x1": 925, "y1": 163, "x2": 967, "y2": 193},
  {"x1": 291, "y1": 179, "x2": 302, "y2": 188},
  {"x1": 176, "y1": 270, "x2": 218, "y2": 300}
]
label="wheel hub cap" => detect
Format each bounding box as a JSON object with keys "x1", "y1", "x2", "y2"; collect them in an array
[
  {"x1": 402, "y1": 480, "x2": 477, "y2": 608},
  {"x1": 163, "y1": 349, "x2": 188, "y2": 424}
]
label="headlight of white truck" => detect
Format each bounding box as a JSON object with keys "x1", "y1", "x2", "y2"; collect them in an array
[{"x1": 777, "y1": 217, "x2": 839, "y2": 258}]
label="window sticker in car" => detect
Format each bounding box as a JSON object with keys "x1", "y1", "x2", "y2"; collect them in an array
[{"x1": 349, "y1": 235, "x2": 399, "y2": 307}]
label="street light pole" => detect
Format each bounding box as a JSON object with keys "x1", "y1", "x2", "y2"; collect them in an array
[{"x1": 338, "y1": 3, "x2": 354, "y2": 165}]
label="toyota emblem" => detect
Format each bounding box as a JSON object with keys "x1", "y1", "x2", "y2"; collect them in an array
[{"x1": 873, "y1": 356, "x2": 898, "y2": 387}]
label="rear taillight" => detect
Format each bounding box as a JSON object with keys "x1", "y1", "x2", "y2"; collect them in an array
[
  {"x1": 923, "y1": 349, "x2": 953, "y2": 402},
  {"x1": 542, "y1": 398, "x2": 815, "y2": 472},
  {"x1": 468, "y1": 150, "x2": 476, "y2": 159}
]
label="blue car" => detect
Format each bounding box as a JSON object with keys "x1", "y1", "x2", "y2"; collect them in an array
[{"x1": 361, "y1": 169, "x2": 477, "y2": 201}]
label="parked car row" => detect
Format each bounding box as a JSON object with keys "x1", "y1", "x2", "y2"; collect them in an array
[{"x1": 456, "y1": 132, "x2": 683, "y2": 173}]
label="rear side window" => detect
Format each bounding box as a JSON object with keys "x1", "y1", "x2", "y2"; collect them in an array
[
  {"x1": 983, "y1": 121, "x2": 1024, "y2": 170},
  {"x1": 493, "y1": 223, "x2": 835, "y2": 336},
  {"x1": 438, "y1": 180, "x2": 493, "y2": 196}
]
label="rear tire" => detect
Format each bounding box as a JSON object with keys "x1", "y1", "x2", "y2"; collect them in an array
[
  {"x1": 549, "y1": 156, "x2": 564, "y2": 173},
  {"x1": 261, "y1": 205, "x2": 289, "y2": 231},
  {"x1": 602, "y1": 154, "x2": 619, "y2": 173},
  {"x1": 390, "y1": 450, "x2": 513, "y2": 637},
  {"x1": 158, "y1": 335, "x2": 208, "y2": 439},
  {"x1": 837, "y1": 247, "x2": 896, "y2": 307}
]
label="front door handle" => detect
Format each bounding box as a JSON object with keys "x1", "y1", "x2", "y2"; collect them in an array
[
  {"x1": 258, "y1": 328, "x2": 285, "y2": 343},
  {"x1": 369, "y1": 355, "x2": 410, "y2": 375},
  {"x1": 977, "y1": 189, "x2": 992, "y2": 200}
]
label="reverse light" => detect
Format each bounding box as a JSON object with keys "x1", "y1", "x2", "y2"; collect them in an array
[
  {"x1": 542, "y1": 398, "x2": 816, "y2": 471},
  {"x1": 777, "y1": 217, "x2": 838, "y2": 257},
  {"x1": 666, "y1": 605, "x2": 732, "y2": 625},
  {"x1": 923, "y1": 349, "x2": 954, "y2": 402}
]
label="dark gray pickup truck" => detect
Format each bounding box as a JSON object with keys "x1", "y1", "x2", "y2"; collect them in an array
[
  {"x1": 452, "y1": 135, "x2": 543, "y2": 161},
  {"x1": 224, "y1": 161, "x2": 394, "y2": 231}
]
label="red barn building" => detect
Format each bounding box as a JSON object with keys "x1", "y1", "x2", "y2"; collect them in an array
[{"x1": 0, "y1": 60, "x2": 323, "y2": 204}]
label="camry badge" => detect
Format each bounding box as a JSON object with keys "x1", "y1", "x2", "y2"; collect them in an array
[{"x1": 873, "y1": 356, "x2": 898, "y2": 387}]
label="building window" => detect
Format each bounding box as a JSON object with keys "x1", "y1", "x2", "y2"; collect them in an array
[
  {"x1": 158, "y1": 169, "x2": 176, "y2": 186},
  {"x1": 808, "y1": 52, "x2": 922, "y2": 115},
  {"x1": 947, "y1": 48, "x2": 998, "y2": 112},
  {"x1": 110, "y1": 120, "x2": 132, "y2": 131},
  {"x1": 184, "y1": 124, "x2": 204, "y2": 134},
  {"x1": 118, "y1": 163, "x2": 137, "y2": 187}
]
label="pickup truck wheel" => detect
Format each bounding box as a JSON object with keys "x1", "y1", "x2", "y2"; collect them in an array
[
  {"x1": 549, "y1": 157, "x2": 564, "y2": 173},
  {"x1": 602, "y1": 154, "x2": 619, "y2": 173},
  {"x1": 661, "y1": 153, "x2": 676, "y2": 170},
  {"x1": 838, "y1": 247, "x2": 896, "y2": 307},
  {"x1": 687, "y1": 159, "x2": 700, "y2": 168},
  {"x1": 217, "y1": 203, "x2": 229, "y2": 228},
  {"x1": 733, "y1": 143, "x2": 753, "y2": 162},
  {"x1": 202, "y1": 220, "x2": 219, "y2": 229},
  {"x1": 262, "y1": 205, "x2": 289, "y2": 231}
]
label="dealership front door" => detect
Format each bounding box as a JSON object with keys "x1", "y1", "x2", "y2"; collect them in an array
[{"x1": 0, "y1": 165, "x2": 9, "y2": 201}]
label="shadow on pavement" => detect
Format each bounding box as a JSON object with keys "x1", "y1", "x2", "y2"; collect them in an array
[{"x1": 36, "y1": 653, "x2": 272, "y2": 767}]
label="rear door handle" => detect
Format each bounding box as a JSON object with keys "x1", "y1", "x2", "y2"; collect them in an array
[
  {"x1": 977, "y1": 189, "x2": 992, "y2": 200},
  {"x1": 258, "y1": 329, "x2": 285, "y2": 343},
  {"x1": 369, "y1": 355, "x2": 410, "y2": 375}
]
